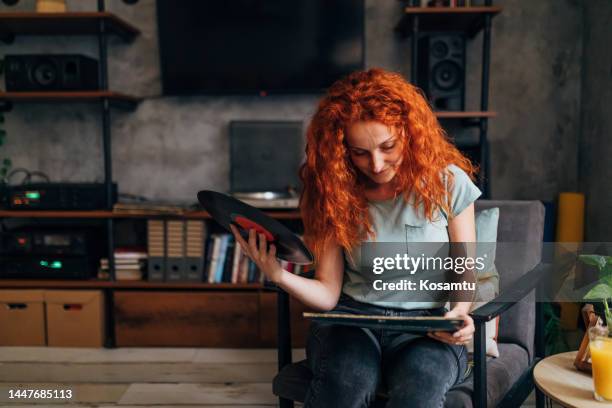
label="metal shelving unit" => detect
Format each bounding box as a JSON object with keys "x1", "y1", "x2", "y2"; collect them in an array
[
  {"x1": 396, "y1": 0, "x2": 501, "y2": 197},
  {"x1": 0, "y1": 1, "x2": 141, "y2": 347}
]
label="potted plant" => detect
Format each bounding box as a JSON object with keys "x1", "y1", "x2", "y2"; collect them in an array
[{"x1": 578, "y1": 254, "x2": 612, "y2": 327}]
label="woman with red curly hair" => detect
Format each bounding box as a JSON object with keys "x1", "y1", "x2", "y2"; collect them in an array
[{"x1": 231, "y1": 68, "x2": 480, "y2": 407}]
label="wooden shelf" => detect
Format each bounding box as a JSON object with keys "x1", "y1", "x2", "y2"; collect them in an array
[
  {"x1": 435, "y1": 111, "x2": 496, "y2": 119},
  {"x1": 0, "y1": 91, "x2": 141, "y2": 110},
  {"x1": 0, "y1": 279, "x2": 264, "y2": 290},
  {"x1": 0, "y1": 209, "x2": 302, "y2": 220},
  {"x1": 396, "y1": 6, "x2": 502, "y2": 38},
  {"x1": 0, "y1": 12, "x2": 139, "y2": 42}
]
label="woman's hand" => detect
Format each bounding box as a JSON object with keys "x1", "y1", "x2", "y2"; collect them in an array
[
  {"x1": 230, "y1": 224, "x2": 284, "y2": 284},
  {"x1": 428, "y1": 307, "x2": 475, "y2": 346}
]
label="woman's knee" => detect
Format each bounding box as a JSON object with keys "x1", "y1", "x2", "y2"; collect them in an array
[
  {"x1": 383, "y1": 338, "x2": 464, "y2": 408},
  {"x1": 385, "y1": 337, "x2": 460, "y2": 381},
  {"x1": 305, "y1": 324, "x2": 381, "y2": 406}
]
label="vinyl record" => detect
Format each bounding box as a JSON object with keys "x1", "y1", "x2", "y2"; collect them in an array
[{"x1": 197, "y1": 190, "x2": 313, "y2": 265}]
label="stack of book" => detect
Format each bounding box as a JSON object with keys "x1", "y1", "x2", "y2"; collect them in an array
[
  {"x1": 99, "y1": 248, "x2": 148, "y2": 281},
  {"x1": 203, "y1": 234, "x2": 311, "y2": 283},
  {"x1": 205, "y1": 233, "x2": 260, "y2": 283}
]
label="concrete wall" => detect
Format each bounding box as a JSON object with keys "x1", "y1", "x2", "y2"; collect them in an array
[
  {"x1": 1, "y1": 0, "x2": 584, "y2": 205},
  {"x1": 579, "y1": 0, "x2": 612, "y2": 241},
  {"x1": 485, "y1": 0, "x2": 582, "y2": 200}
]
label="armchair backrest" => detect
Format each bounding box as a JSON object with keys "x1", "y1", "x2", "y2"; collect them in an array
[{"x1": 475, "y1": 200, "x2": 545, "y2": 360}]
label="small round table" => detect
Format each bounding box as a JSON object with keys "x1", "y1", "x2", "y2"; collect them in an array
[{"x1": 534, "y1": 351, "x2": 609, "y2": 408}]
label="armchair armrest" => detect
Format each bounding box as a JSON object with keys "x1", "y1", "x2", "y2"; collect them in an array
[
  {"x1": 470, "y1": 262, "x2": 549, "y2": 408},
  {"x1": 470, "y1": 262, "x2": 550, "y2": 323}
]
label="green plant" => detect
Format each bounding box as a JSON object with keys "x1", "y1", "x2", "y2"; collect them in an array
[
  {"x1": 578, "y1": 254, "x2": 612, "y2": 327},
  {"x1": 543, "y1": 302, "x2": 570, "y2": 355}
]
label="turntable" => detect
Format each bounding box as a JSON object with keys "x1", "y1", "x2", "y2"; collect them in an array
[{"x1": 231, "y1": 190, "x2": 299, "y2": 209}]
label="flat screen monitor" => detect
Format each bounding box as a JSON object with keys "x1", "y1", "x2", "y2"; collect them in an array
[
  {"x1": 156, "y1": 0, "x2": 365, "y2": 95},
  {"x1": 229, "y1": 121, "x2": 303, "y2": 194}
]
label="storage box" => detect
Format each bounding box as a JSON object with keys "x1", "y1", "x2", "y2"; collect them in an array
[
  {"x1": 0, "y1": 290, "x2": 46, "y2": 346},
  {"x1": 45, "y1": 290, "x2": 105, "y2": 347}
]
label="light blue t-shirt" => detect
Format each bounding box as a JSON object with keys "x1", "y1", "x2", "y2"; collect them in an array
[{"x1": 342, "y1": 164, "x2": 482, "y2": 310}]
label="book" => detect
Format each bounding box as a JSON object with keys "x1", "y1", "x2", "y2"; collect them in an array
[
  {"x1": 238, "y1": 252, "x2": 249, "y2": 283},
  {"x1": 221, "y1": 237, "x2": 235, "y2": 283},
  {"x1": 203, "y1": 235, "x2": 214, "y2": 282},
  {"x1": 214, "y1": 235, "x2": 230, "y2": 283},
  {"x1": 101, "y1": 259, "x2": 144, "y2": 266},
  {"x1": 100, "y1": 263, "x2": 143, "y2": 271},
  {"x1": 113, "y1": 201, "x2": 189, "y2": 215},
  {"x1": 230, "y1": 243, "x2": 242, "y2": 283},
  {"x1": 207, "y1": 235, "x2": 222, "y2": 283}
]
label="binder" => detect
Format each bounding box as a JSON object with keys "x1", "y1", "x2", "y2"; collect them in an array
[
  {"x1": 147, "y1": 220, "x2": 166, "y2": 281},
  {"x1": 185, "y1": 220, "x2": 206, "y2": 281},
  {"x1": 165, "y1": 220, "x2": 185, "y2": 281}
]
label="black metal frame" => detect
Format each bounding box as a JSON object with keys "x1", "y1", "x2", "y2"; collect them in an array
[
  {"x1": 408, "y1": 0, "x2": 494, "y2": 198},
  {"x1": 469, "y1": 262, "x2": 549, "y2": 408},
  {"x1": 274, "y1": 262, "x2": 549, "y2": 408},
  {"x1": 96, "y1": 0, "x2": 118, "y2": 348}
]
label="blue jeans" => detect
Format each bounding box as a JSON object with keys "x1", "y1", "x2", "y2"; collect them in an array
[{"x1": 304, "y1": 294, "x2": 468, "y2": 408}]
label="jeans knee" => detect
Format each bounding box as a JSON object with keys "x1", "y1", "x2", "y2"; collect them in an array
[
  {"x1": 305, "y1": 324, "x2": 380, "y2": 407},
  {"x1": 316, "y1": 333, "x2": 380, "y2": 392},
  {"x1": 308, "y1": 365, "x2": 379, "y2": 408},
  {"x1": 384, "y1": 338, "x2": 460, "y2": 408}
]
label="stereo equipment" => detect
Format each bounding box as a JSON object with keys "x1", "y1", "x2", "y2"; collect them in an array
[
  {"x1": 0, "y1": 183, "x2": 118, "y2": 210},
  {"x1": 4, "y1": 54, "x2": 99, "y2": 92},
  {"x1": 0, "y1": 227, "x2": 103, "y2": 279},
  {"x1": 417, "y1": 34, "x2": 466, "y2": 111}
]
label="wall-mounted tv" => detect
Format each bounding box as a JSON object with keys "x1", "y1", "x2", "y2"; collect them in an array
[{"x1": 156, "y1": 0, "x2": 365, "y2": 95}]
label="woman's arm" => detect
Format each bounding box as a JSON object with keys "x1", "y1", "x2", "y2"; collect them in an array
[
  {"x1": 428, "y1": 203, "x2": 477, "y2": 345},
  {"x1": 276, "y1": 238, "x2": 344, "y2": 311},
  {"x1": 447, "y1": 202, "x2": 477, "y2": 313},
  {"x1": 230, "y1": 225, "x2": 344, "y2": 311}
]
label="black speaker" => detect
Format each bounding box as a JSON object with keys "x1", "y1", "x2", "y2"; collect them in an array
[
  {"x1": 417, "y1": 34, "x2": 466, "y2": 111},
  {"x1": 4, "y1": 54, "x2": 99, "y2": 92}
]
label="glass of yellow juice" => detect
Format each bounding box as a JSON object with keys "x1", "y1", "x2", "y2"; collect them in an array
[{"x1": 589, "y1": 325, "x2": 612, "y2": 402}]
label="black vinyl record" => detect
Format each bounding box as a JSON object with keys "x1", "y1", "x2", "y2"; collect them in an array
[{"x1": 197, "y1": 190, "x2": 313, "y2": 265}]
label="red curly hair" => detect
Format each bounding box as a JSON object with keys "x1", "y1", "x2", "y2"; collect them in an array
[{"x1": 299, "y1": 68, "x2": 477, "y2": 264}]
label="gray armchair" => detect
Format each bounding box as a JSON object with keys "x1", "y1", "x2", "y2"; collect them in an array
[{"x1": 272, "y1": 200, "x2": 547, "y2": 408}]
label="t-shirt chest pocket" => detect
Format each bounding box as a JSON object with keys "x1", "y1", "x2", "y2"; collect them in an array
[
  {"x1": 404, "y1": 222, "x2": 427, "y2": 242},
  {"x1": 404, "y1": 217, "x2": 449, "y2": 244}
]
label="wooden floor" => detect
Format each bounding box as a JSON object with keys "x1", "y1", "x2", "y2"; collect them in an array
[{"x1": 0, "y1": 347, "x2": 555, "y2": 407}]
